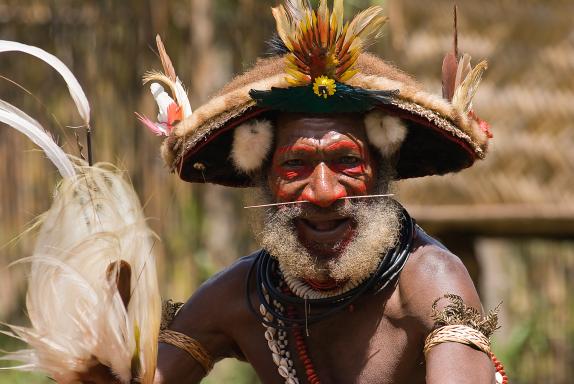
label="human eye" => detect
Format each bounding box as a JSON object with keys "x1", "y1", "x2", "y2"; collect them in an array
[
  {"x1": 282, "y1": 158, "x2": 305, "y2": 167},
  {"x1": 337, "y1": 155, "x2": 361, "y2": 165}
]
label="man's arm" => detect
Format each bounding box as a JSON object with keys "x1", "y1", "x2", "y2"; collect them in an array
[
  {"x1": 155, "y1": 256, "x2": 255, "y2": 383},
  {"x1": 399, "y1": 231, "x2": 496, "y2": 384}
]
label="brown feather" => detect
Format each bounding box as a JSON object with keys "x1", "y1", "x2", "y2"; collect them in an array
[
  {"x1": 442, "y1": 52, "x2": 458, "y2": 100},
  {"x1": 156, "y1": 35, "x2": 176, "y2": 83},
  {"x1": 442, "y1": 4, "x2": 460, "y2": 100}
]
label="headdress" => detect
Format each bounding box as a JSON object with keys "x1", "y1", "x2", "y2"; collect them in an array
[{"x1": 140, "y1": 0, "x2": 491, "y2": 187}]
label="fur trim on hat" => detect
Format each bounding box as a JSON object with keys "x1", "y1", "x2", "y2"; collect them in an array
[
  {"x1": 230, "y1": 119, "x2": 274, "y2": 172},
  {"x1": 364, "y1": 110, "x2": 408, "y2": 157}
]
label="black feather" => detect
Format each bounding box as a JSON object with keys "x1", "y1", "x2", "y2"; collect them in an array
[{"x1": 265, "y1": 34, "x2": 289, "y2": 56}]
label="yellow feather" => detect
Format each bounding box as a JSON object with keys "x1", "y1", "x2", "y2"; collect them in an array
[
  {"x1": 332, "y1": 0, "x2": 344, "y2": 36},
  {"x1": 452, "y1": 60, "x2": 488, "y2": 114},
  {"x1": 346, "y1": 6, "x2": 387, "y2": 48},
  {"x1": 272, "y1": 0, "x2": 388, "y2": 84},
  {"x1": 272, "y1": 5, "x2": 292, "y2": 50},
  {"x1": 454, "y1": 53, "x2": 472, "y2": 90},
  {"x1": 339, "y1": 68, "x2": 358, "y2": 82}
]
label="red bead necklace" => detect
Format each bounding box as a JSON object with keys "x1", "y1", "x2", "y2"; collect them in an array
[
  {"x1": 490, "y1": 352, "x2": 509, "y2": 384},
  {"x1": 282, "y1": 285, "x2": 322, "y2": 384}
]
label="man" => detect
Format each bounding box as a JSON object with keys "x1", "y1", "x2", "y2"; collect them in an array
[{"x1": 85, "y1": 1, "x2": 504, "y2": 383}]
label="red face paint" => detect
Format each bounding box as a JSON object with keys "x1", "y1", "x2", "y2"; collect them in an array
[{"x1": 267, "y1": 115, "x2": 377, "y2": 205}]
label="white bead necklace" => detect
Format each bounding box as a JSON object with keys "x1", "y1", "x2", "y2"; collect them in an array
[
  {"x1": 260, "y1": 286, "x2": 300, "y2": 384},
  {"x1": 280, "y1": 268, "x2": 367, "y2": 300}
]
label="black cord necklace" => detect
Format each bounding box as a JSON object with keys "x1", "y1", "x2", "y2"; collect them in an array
[{"x1": 246, "y1": 205, "x2": 416, "y2": 330}]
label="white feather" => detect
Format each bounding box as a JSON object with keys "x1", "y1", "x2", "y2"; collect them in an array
[
  {"x1": 150, "y1": 83, "x2": 175, "y2": 123},
  {"x1": 364, "y1": 110, "x2": 408, "y2": 157},
  {"x1": 0, "y1": 40, "x2": 90, "y2": 125},
  {"x1": 231, "y1": 120, "x2": 274, "y2": 172},
  {"x1": 452, "y1": 60, "x2": 489, "y2": 115},
  {"x1": 174, "y1": 78, "x2": 193, "y2": 118},
  {"x1": 0, "y1": 100, "x2": 75, "y2": 178},
  {"x1": 2, "y1": 163, "x2": 161, "y2": 384}
]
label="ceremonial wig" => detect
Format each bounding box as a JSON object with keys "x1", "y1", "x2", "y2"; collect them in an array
[{"x1": 139, "y1": 0, "x2": 491, "y2": 186}]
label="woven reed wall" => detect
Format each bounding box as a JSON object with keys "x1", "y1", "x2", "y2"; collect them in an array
[
  {"x1": 391, "y1": 0, "x2": 574, "y2": 206},
  {"x1": 386, "y1": 1, "x2": 574, "y2": 382}
]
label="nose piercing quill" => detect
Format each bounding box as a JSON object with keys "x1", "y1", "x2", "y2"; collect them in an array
[{"x1": 243, "y1": 194, "x2": 394, "y2": 209}]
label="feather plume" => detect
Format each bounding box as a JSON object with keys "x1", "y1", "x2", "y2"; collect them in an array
[
  {"x1": 442, "y1": 5, "x2": 459, "y2": 101},
  {"x1": 0, "y1": 100, "x2": 75, "y2": 178},
  {"x1": 0, "y1": 40, "x2": 90, "y2": 126},
  {"x1": 156, "y1": 35, "x2": 176, "y2": 83},
  {"x1": 1, "y1": 162, "x2": 162, "y2": 384},
  {"x1": 143, "y1": 71, "x2": 179, "y2": 108},
  {"x1": 134, "y1": 112, "x2": 170, "y2": 137},
  {"x1": 442, "y1": 52, "x2": 458, "y2": 100},
  {"x1": 139, "y1": 37, "x2": 192, "y2": 135},
  {"x1": 454, "y1": 53, "x2": 472, "y2": 90},
  {"x1": 271, "y1": 0, "x2": 387, "y2": 86},
  {"x1": 452, "y1": 60, "x2": 488, "y2": 114},
  {"x1": 345, "y1": 6, "x2": 388, "y2": 48},
  {"x1": 1, "y1": 39, "x2": 160, "y2": 383},
  {"x1": 441, "y1": 5, "x2": 489, "y2": 123},
  {"x1": 332, "y1": 0, "x2": 344, "y2": 36}
]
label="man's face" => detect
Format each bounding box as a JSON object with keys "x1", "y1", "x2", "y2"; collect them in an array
[
  {"x1": 253, "y1": 113, "x2": 400, "y2": 285},
  {"x1": 266, "y1": 113, "x2": 378, "y2": 258}
]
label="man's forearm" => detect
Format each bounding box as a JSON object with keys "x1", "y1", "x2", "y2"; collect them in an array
[
  {"x1": 426, "y1": 343, "x2": 496, "y2": 384},
  {"x1": 155, "y1": 343, "x2": 209, "y2": 384}
]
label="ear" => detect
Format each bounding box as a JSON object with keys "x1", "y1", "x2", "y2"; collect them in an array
[
  {"x1": 364, "y1": 110, "x2": 407, "y2": 158},
  {"x1": 230, "y1": 119, "x2": 274, "y2": 173}
]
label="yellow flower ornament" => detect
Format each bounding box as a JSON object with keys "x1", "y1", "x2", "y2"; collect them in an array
[{"x1": 313, "y1": 76, "x2": 337, "y2": 99}]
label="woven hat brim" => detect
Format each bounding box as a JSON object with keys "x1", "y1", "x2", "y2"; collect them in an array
[{"x1": 162, "y1": 54, "x2": 488, "y2": 186}]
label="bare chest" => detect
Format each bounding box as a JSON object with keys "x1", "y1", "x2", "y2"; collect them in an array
[{"x1": 236, "y1": 296, "x2": 426, "y2": 384}]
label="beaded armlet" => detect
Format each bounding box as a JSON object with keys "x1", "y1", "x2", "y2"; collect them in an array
[
  {"x1": 423, "y1": 294, "x2": 507, "y2": 384},
  {"x1": 158, "y1": 299, "x2": 215, "y2": 374}
]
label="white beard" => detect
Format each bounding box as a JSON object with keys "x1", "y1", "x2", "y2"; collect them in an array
[{"x1": 251, "y1": 187, "x2": 402, "y2": 284}]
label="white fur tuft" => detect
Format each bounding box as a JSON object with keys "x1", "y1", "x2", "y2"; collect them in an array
[
  {"x1": 231, "y1": 119, "x2": 274, "y2": 172},
  {"x1": 364, "y1": 110, "x2": 408, "y2": 157}
]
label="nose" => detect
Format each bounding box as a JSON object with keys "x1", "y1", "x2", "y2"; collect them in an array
[{"x1": 300, "y1": 163, "x2": 347, "y2": 208}]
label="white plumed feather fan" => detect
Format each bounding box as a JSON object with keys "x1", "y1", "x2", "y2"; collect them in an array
[{"x1": 0, "y1": 39, "x2": 161, "y2": 384}]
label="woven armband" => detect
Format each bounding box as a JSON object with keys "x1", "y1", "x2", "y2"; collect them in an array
[
  {"x1": 423, "y1": 294, "x2": 499, "y2": 355},
  {"x1": 424, "y1": 324, "x2": 491, "y2": 354},
  {"x1": 159, "y1": 329, "x2": 215, "y2": 374},
  {"x1": 159, "y1": 299, "x2": 214, "y2": 374}
]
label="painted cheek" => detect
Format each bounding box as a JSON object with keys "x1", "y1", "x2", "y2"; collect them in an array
[
  {"x1": 331, "y1": 163, "x2": 366, "y2": 176},
  {"x1": 273, "y1": 164, "x2": 313, "y2": 180}
]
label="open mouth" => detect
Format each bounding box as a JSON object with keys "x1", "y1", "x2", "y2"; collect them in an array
[
  {"x1": 302, "y1": 218, "x2": 350, "y2": 232},
  {"x1": 295, "y1": 217, "x2": 355, "y2": 251}
]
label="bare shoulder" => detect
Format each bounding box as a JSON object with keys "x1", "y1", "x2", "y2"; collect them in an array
[
  {"x1": 397, "y1": 227, "x2": 483, "y2": 332},
  {"x1": 166, "y1": 251, "x2": 258, "y2": 358},
  {"x1": 189, "y1": 251, "x2": 257, "y2": 304}
]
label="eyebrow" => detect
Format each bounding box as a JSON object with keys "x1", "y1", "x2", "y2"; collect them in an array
[
  {"x1": 324, "y1": 140, "x2": 362, "y2": 152},
  {"x1": 276, "y1": 144, "x2": 317, "y2": 156}
]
